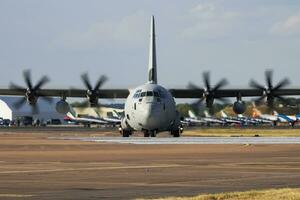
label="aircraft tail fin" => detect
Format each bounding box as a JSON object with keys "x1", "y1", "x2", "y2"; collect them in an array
[
  {"x1": 148, "y1": 15, "x2": 157, "y2": 84},
  {"x1": 113, "y1": 110, "x2": 122, "y2": 119},
  {"x1": 188, "y1": 110, "x2": 197, "y2": 118},
  {"x1": 66, "y1": 106, "x2": 77, "y2": 119},
  {"x1": 273, "y1": 110, "x2": 278, "y2": 116},
  {"x1": 220, "y1": 110, "x2": 228, "y2": 118}
]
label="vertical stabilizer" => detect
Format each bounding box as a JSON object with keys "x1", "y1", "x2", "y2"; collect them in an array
[
  {"x1": 148, "y1": 15, "x2": 157, "y2": 84},
  {"x1": 221, "y1": 110, "x2": 228, "y2": 118},
  {"x1": 188, "y1": 110, "x2": 197, "y2": 118}
]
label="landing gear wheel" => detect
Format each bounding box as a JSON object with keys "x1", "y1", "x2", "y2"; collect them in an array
[
  {"x1": 171, "y1": 130, "x2": 180, "y2": 137},
  {"x1": 151, "y1": 131, "x2": 157, "y2": 137},
  {"x1": 122, "y1": 130, "x2": 131, "y2": 137},
  {"x1": 144, "y1": 131, "x2": 150, "y2": 137}
]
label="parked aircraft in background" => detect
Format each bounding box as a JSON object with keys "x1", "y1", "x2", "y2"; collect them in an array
[
  {"x1": 186, "y1": 110, "x2": 225, "y2": 125},
  {"x1": 64, "y1": 106, "x2": 121, "y2": 126},
  {"x1": 220, "y1": 110, "x2": 242, "y2": 125},
  {"x1": 252, "y1": 106, "x2": 299, "y2": 126}
]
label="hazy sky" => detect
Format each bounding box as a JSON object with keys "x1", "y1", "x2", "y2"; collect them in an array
[{"x1": 1, "y1": 0, "x2": 300, "y2": 90}]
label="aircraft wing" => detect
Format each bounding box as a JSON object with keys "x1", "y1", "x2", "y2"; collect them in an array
[
  {"x1": 168, "y1": 88, "x2": 300, "y2": 98},
  {"x1": 0, "y1": 88, "x2": 130, "y2": 98},
  {"x1": 2, "y1": 88, "x2": 300, "y2": 99}
]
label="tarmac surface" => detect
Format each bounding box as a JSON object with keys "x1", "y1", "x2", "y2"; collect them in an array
[
  {"x1": 55, "y1": 136, "x2": 300, "y2": 144},
  {"x1": 0, "y1": 129, "x2": 300, "y2": 199}
]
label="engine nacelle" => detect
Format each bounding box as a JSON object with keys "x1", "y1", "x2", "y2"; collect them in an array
[
  {"x1": 233, "y1": 101, "x2": 246, "y2": 114},
  {"x1": 56, "y1": 100, "x2": 70, "y2": 114}
]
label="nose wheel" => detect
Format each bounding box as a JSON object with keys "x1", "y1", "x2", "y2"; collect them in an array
[{"x1": 143, "y1": 130, "x2": 157, "y2": 137}]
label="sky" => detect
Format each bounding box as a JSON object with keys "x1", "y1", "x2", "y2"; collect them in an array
[{"x1": 1, "y1": 0, "x2": 300, "y2": 91}]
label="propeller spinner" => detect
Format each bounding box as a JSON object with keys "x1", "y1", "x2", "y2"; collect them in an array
[
  {"x1": 188, "y1": 71, "x2": 228, "y2": 113},
  {"x1": 81, "y1": 73, "x2": 108, "y2": 107}
]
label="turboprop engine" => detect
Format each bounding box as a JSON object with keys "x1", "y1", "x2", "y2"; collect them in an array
[
  {"x1": 56, "y1": 100, "x2": 70, "y2": 114},
  {"x1": 233, "y1": 100, "x2": 246, "y2": 114}
]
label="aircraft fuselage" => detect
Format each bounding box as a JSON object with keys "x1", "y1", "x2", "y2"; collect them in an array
[{"x1": 122, "y1": 83, "x2": 181, "y2": 133}]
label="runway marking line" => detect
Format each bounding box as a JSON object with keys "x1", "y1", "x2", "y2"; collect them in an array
[
  {"x1": 0, "y1": 164, "x2": 187, "y2": 174},
  {"x1": 0, "y1": 194, "x2": 34, "y2": 198}
]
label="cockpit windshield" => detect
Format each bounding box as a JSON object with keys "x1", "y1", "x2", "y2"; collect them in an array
[
  {"x1": 134, "y1": 90, "x2": 162, "y2": 99},
  {"x1": 146, "y1": 91, "x2": 153, "y2": 96}
]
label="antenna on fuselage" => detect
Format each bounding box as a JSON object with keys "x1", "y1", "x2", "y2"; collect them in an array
[{"x1": 148, "y1": 15, "x2": 157, "y2": 84}]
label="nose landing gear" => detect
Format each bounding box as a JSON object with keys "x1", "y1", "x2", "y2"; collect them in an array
[{"x1": 143, "y1": 130, "x2": 157, "y2": 137}]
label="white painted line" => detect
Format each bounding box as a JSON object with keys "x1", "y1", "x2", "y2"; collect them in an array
[{"x1": 50, "y1": 137, "x2": 300, "y2": 144}]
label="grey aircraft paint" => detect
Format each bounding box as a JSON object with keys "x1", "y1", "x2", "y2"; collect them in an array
[{"x1": 121, "y1": 16, "x2": 181, "y2": 137}]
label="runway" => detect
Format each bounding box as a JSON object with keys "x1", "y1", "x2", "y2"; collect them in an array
[
  {"x1": 54, "y1": 136, "x2": 300, "y2": 144},
  {"x1": 1, "y1": 131, "x2": 300, "y2": 199}
]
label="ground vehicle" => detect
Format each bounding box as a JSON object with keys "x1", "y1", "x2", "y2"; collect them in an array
[
  {"x1": 46, "y1": 119, "x2": 62, "y2": 125},
  {"x1": 15, "y1": 116, "x2": 33, "y2": 126}
]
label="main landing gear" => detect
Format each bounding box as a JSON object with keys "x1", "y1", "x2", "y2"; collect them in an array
[
  {"x1": 170, "y1": 125, "x2": 183, "y2": 137},
  {"x1": 119, "y1": 127, "x2": 132, "y2": 137}
]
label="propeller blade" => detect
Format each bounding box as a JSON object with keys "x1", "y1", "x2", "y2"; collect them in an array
[
  {"x1": 273, "y1": 78, "x2": 290, "y2": 91},
  {"x1": 208, "y1": 107, "x2": 215, "y2": 115},
  {"x1": 33, "y1": 76, "x2": 50, "y2": 91},
  {"x1": 191, "y1": 98, "x2": 205, "y2": 114},
  {"x1": 187, "y1": 82, "x2": 200, "y2": 90},
  {"x1": 81, "y1": 73, "x2": 93, "y2": 91},
  {"x1": 254, "y1": 95, "x2": 266, "y2": 105},
  {"x1": 23, "y1": 70, "x2": 33, "y2": 89},
  {"x1": 94, "y1": 75, "x2": 107, "y2": 90},
  {"x1": 203, "y1": 71, "x2": 211, "y2": 91},
  {"x1": 13, "y1": 97, "x2": 27, "y2": 109},
  {"x1": 265, "y1": 70, "x2": 273, "y2": 89},
  {"x1": 9, "y1": 82, "x2": 25, "y2": 91},
  {"x1": 274, "y1": 95, "x2": 290, "y2": 105},
  {"x1": 249, "y1": 79, "x2": 265, "y2": 90},
  {"x1": 31, "y1": 104, "x2": 39, "y2": 114},
  {"x1": 212, "y1": 78, "x2": 228, "y2": 92}
]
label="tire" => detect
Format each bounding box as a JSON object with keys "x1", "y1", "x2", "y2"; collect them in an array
[
  {"x1": 171, "y1": 130, "x2": 180, "y2": 137},
  {"x1": 151, "y1": 131, "x2": 157, "y2": 137},
  {"x1": 144, "y1": 131, "x2": 150, "y2": 137},
  {"x1": 122, "y1": 130, "x2": 130, "y2": 137}
]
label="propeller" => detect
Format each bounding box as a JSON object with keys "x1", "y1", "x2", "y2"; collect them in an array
[
  {"x1": 249, "y1": 70, "x2": 290, "y2": 108},
  {"x1": 188, "y1": 71, "x2": 229, "y2": 114},
  {"x1": 10, "y1": 70, "x2": 52, "y2": 114},
  {"x1": 81, "y1": 73, "x2": 108, "y2": 107}
]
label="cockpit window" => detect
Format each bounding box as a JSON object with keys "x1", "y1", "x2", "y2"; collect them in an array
[
  {"x1": 153, "y1": 91, "x2": 159, "y2": 97},
  {"x1": 141, "y1": 92, "x2": 146, "y2": 97},
  {"x1": 158, "y1": 89, "x2": 166, "y2": 98},
  {"x1": 146, "y1": 91, "x2": 153, "y2": 96},
  {"x1": 133, "y1": 89, "x2": 142, "y2": 98}
]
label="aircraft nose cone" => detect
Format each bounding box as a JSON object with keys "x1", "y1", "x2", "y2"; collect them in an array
[{"x1": 140, "y1": 103, "x2": 162, "y2": 130}]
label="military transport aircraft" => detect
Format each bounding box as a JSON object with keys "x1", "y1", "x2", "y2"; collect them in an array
[{"x1": 1, "y1": 16, "x2": 300, "y2": 137}]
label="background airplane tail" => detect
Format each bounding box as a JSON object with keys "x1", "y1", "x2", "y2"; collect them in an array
[
  {"x1": 188, "y1": 110, "x2": 197, "y2": 118},
  {"x1": 220, "y1": 110, "x2": 228, "y2": 118},
  {"x1": 66, "y1": 106, "x2": 77, "y2": 119}
]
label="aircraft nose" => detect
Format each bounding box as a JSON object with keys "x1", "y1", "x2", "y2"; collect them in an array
[{"x1": 140, "y1": 103, "x2": 162, "y2": 130}]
